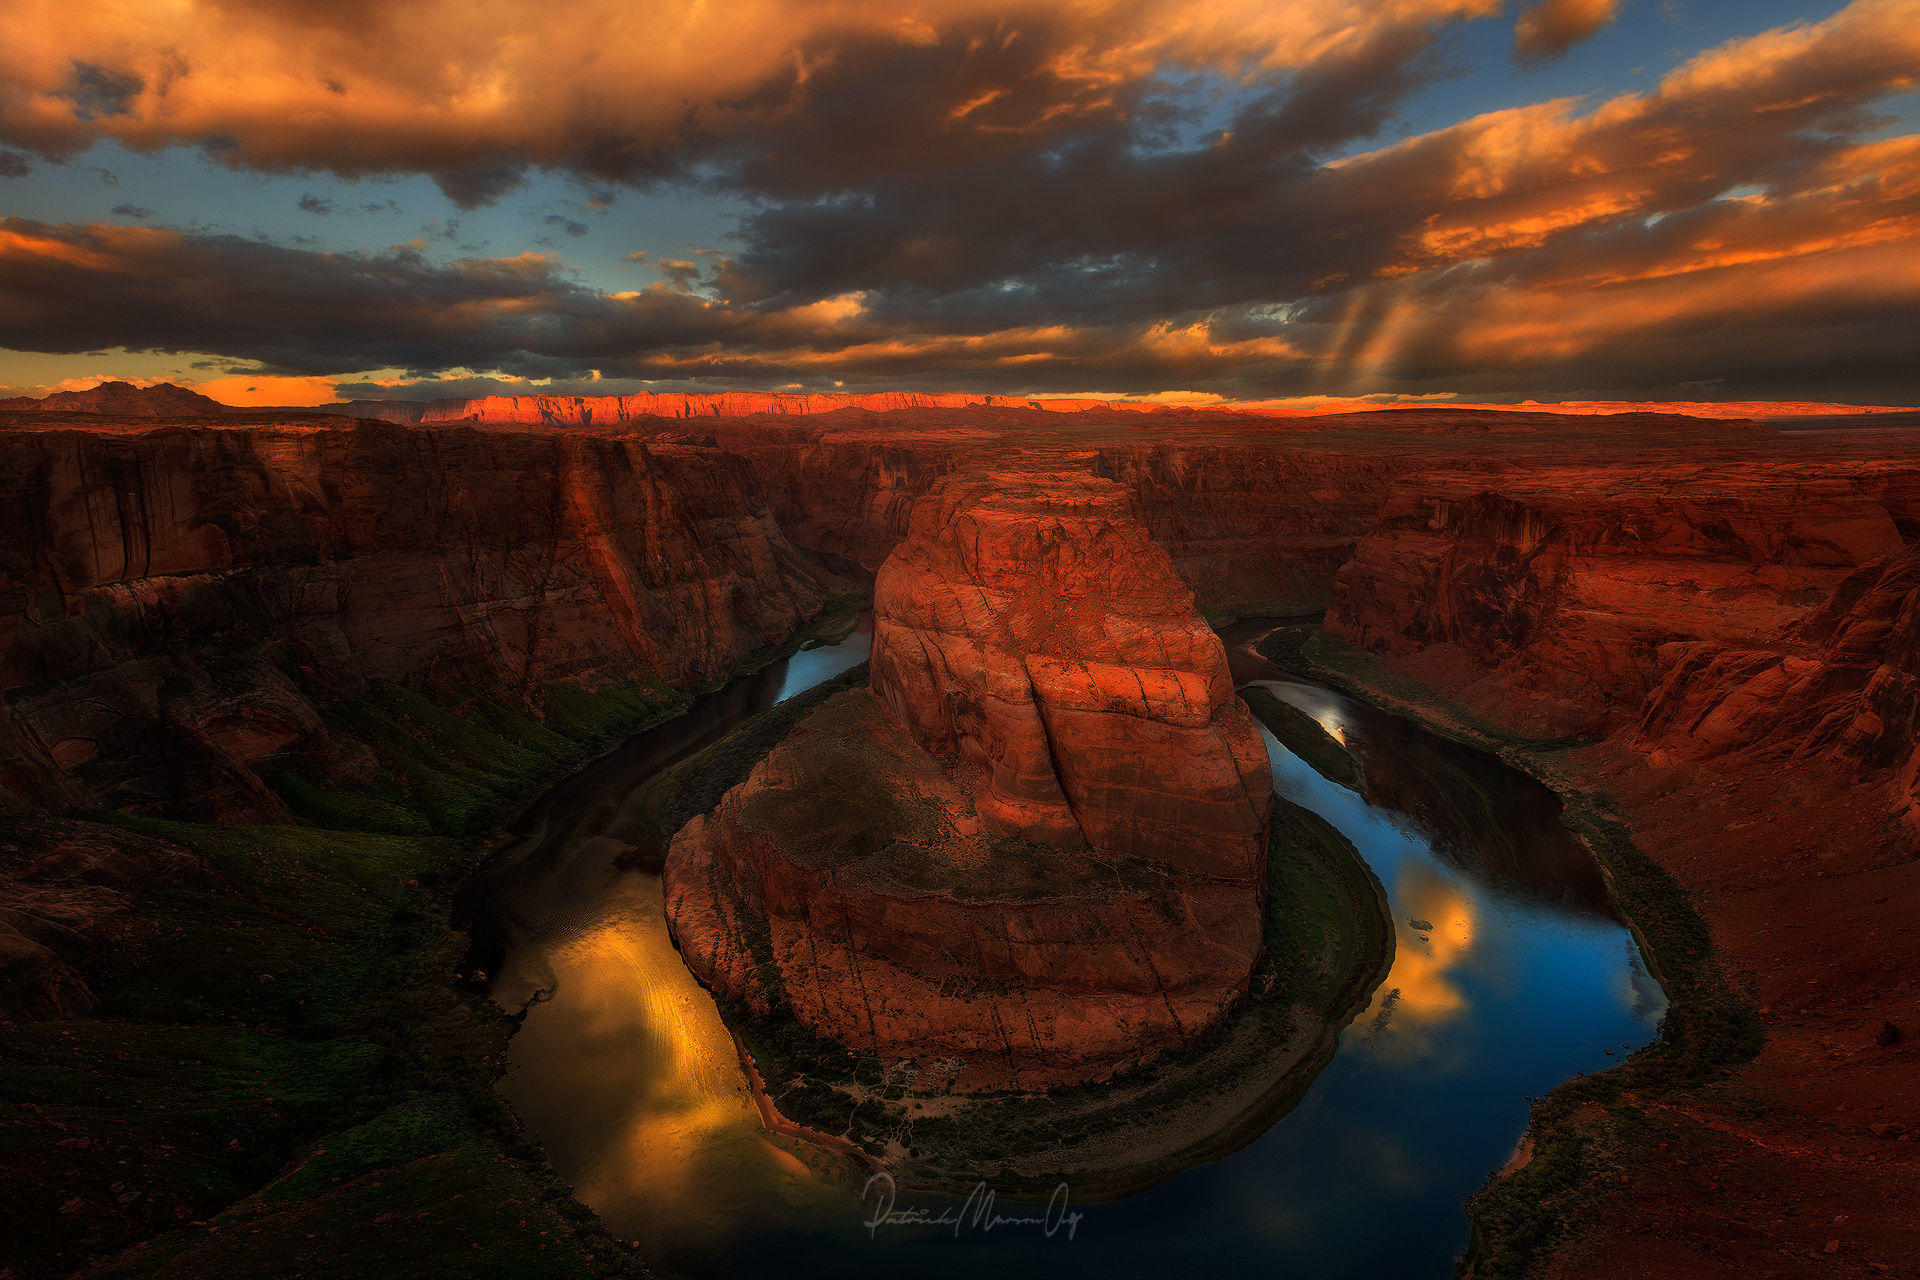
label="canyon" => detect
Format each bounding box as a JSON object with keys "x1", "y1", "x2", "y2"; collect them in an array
[{"x1": 0, "y1": 389, "x2": 1916, "y2": 1278}]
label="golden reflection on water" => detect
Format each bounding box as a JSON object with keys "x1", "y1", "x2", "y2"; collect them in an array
[
  {"x1": 1359, "y1": 862, "x2": 1476, "y2": 1053},
  {"x1": 495, "y1": 868, "x2": 846, "y2": 1253}
]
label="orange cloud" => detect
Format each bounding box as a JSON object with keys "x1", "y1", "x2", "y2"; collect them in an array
[
  {"x1": 0, "y1": 0, "x2": 1499, "y2": 200},
  {"x1": 1342, "y1": 0, "x2": 1920, "y2": 277},
  {"x1": 5, "y1": 2, "x2": 1920, "y2": 404}
]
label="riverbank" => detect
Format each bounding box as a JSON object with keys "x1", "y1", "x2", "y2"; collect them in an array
[
  {"x1": 1253, "y1": 624, "x2": 1767, "y2": 1279},
  {"x1": 0, "y1": 598, "x2": 864, "y2": 1280}
]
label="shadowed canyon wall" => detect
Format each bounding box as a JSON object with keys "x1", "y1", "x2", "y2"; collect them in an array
[{"x1": 0, "y1": 418, "x2": 838, "y2": 820}]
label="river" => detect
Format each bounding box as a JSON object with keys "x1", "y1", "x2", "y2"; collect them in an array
[{"x1": 476, "y1": 616, "x2": 1665, "y2": 1279}]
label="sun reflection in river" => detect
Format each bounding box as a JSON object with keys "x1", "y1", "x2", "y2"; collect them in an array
[
  {"x1": 497, "y1": 871, "x2": 842, "y2": 1252},
  {"x1": 1359, "y1": 862, "x2": 1476, "y2": 1053},
  {"x1": 1315, "y1": 709, "x2": 1348, "y2": 745}
]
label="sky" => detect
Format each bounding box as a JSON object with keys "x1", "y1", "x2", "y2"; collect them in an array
[{"x1": 0, "y1": 0, "x2": 1916, "y2": 407}]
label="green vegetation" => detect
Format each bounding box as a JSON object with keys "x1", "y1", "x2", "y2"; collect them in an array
[
  {"x1": 625, "y1": 662, "x2": 870, "y2": 853},
  {"x1": 0, "y1": 606, "x2": 871, "y2": 1278},
  {"x1": 1242, "y1": 685, "x2": 1363, "y2": 792},
  {"x1": 273, "y1": 677, "x2": 686, "y2": 838},
  {"x1": 1262, "y1": 627, "x2": 1763, "y2": 1280},
  {"x1": 0, "y1": 806, "x2": 633, "y2": 1278}
]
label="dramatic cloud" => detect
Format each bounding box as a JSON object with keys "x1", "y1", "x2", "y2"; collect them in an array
[
  {"x1": 1513, "y1": 0, "x2": 1619, "y2": 62},
  {"x1": 1, "y1": 0, "x2": 1917, "y2": 402},
  {"x1": 726, "y1": 0, "x2": 1920, "y2": 320},
  {"x1": 0, "y1": 0, "x2": 1500, "y2": 202}
]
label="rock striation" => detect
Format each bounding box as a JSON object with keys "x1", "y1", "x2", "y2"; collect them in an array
[
  {"x1": 1632, "y1": 539, "x2": 1920, "y2": 831},
  {"x1": 665, "y1": 469, "x2": 1273, "y2": 1089},
  {"x1": 1325, "y1": 462, "x2": 1920, "y2": 735},
  {"x1": 0, "y1": 418, "x2": 838, "y2": 818},
  {"x1": 867, "y1": 469, "x2": 1273, "y2": 875}
]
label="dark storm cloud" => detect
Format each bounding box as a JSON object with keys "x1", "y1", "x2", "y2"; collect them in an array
[
  {"x1": 720, "y1": 21, "x2": 1447, "y2": 319},
  {"x1": 1513, "y1": 0, "x2": 1620, "y2": 62},
  {"x1": 0, "y1": 217, "x2": 976, "y2": 380},
  {"x1": 60, "y1": 63, "x2": 144, "y2": 121},
  {"x1": 725, "y1": 0, "x2": 1920, "y2": 338}
]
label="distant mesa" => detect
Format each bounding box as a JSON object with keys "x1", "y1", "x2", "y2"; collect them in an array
[
  {"x1": 0, "y1": 381, "x2": 228, "y2": 417},
  {"x1": 339, "y1": 390, "x2": 1151, "y2": 425}
]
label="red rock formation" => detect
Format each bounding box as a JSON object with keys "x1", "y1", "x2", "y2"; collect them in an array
[
  {"x1": 1633, "y1": 540, "x2": 1920, "y2": 831},
  {"x1": 869, "y1": 469, "x2": 1273, "y2": 877},
  {"x1": 0, "y1": 418, "x2": 839, "y2": 816},
  {"x1": 1325, "y1": 462, "x2": 1918, "y2": 734},
  {"x1": 666, "y1": 468, "x2": 1272, "y2": 1089},
  {"x1": 1092, "y1": 444, "x2": 1400, "y2": 618},
  {"x1": 343, "y1": 390, "x2": 1149, "y2": 426},
  {"x1": 665, "y1": 692, "x2": 1267, "y2": 1090}
]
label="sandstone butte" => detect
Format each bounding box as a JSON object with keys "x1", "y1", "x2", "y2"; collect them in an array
[
  {"x1": 2, "y1": 387, "x2": 1919, "y2": 1273},
  {"x1": 664, "y1": 469, "x2": 1273, "y2": 1090}
]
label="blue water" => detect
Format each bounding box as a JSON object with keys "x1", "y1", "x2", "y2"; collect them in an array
[{"x1": 488, "y1": 620, "x2": 1665, "y2": 1280}]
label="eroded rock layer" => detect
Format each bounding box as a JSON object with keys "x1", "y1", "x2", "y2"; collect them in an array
[
  {"x1": 0, "y1": 418, "x2": 838, "y2": 818},
  {"x1": 1325, "y1": 462, "x2": 1920, "y2": 735},
  {"x1": 1632, "y1": 539, "x2": 1920, "y2": 831},
  {"x1": 666, "y1": 469, "x2": 1272, "y2": 1089},
  {"x1": 664, "y1": 692, "x2": 1265, "y2": 1090},
  {"x1": 345, "y1": 391, "x2": 1145, "y2": 426},
  {"x1": 868, "y1": 469, "x2": 1273, "y2": 879}
]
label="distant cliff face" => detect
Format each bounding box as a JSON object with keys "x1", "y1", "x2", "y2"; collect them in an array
[
  {"x1": 1092, "y1": 444, "x2": 1401, "y2": 618},
  {"x1": 665, "y1": 467, "x2": 1272, "y2": 1089},
  {"x1": 342, "y1": 391, "x2": 1146, "y2": 425},
  {"x1": 1325, "y1": 462, "x2": 1920, "y2": 735},
  {"x1": 0, "y1": 381, "x2": 227, "y2": 416},
  {"x1": 0, "y1": 420, "x2": 837, "y2": 818}
]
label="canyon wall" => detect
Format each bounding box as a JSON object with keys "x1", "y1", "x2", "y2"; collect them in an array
[
  {"x1": 0, "y1": 418, "x2": 838, "y2": 818},
  {"x1": 1632, "y1": 539, "x2": 1920, "y2": 831},
  {"x1": 695, "y1": 428, "x2": 1409, "y2": 619},
  {"x1": 1092, "y1": 444, "x2": 1401, "y2": 618},
  {"x1": 1325, "y1": 461, "x2": 1920, "y2": 736},
  {"x1": 666, "y1": 469, "x2": 1273, "y2": 1089}
]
